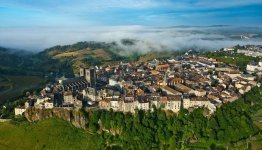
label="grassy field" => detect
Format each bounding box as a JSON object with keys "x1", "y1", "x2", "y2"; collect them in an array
[
  {"x1": 53, "y1": 49, "x2": 112, "y2": 60},
  {"x1": 0, "y1": 75, "x2": 45, "y2": 104},
  {"x1": 51, "y1": 48, "x2": 114, "y2": 73},
  {"x1": 0, "y1": 118, "x2": 99, "y2": 150}
]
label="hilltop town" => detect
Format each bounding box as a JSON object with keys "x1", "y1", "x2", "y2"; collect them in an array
[
  {"x1": 14, "y1": 47, "x2": 262, "y2": 116},
  {"x1": 2, "y1": 0, "x2": 262, "y2": 149}
]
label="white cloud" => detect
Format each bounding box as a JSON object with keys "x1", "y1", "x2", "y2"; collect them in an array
[{"x1": 0, "y1": 26, "x2": 261, "y2": 53}]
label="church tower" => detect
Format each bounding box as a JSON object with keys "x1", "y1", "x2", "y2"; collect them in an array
[{"x1": 79, "y1": 66, "x2": 96, "y2": 88}]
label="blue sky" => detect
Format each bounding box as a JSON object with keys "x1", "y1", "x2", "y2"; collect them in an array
[
  {"x1": 0, "y1": 0, "x2": 262, "y2": 51},
  {"x1": 0, "y1": 0, "x2": 262, "y2": 27}
]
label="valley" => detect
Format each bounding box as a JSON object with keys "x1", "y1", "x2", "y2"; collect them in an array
[{"x1": 0, "y1": 75, "x2": 45, "y2": 105}]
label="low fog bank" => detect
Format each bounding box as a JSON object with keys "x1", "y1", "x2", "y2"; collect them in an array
[{"x1": 0, "y1": 26, "x2": 261, "y2": 52}]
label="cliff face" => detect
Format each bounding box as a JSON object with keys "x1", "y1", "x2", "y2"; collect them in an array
[{"x1": 24, "y1": 107, "x2": 88, "y2": 129}]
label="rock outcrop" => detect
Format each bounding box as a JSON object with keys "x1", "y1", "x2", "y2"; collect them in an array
[{"x1": 24, "y1": 107, "x2": 88, "y2": 129}]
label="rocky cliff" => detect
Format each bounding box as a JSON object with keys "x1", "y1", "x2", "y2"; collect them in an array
[{"x1": 24, "y1": 107, "x2": 88, "y2": 129}]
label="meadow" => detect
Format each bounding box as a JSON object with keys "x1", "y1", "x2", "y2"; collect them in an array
[{"x1": 0, "y1": 118, "x2": 99, "y2": 150}]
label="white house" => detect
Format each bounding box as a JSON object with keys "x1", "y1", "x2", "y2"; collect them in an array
[
  {"x1": 44, "y1": 102, "x2": 54, "y2": 109},
  {"x1": 135, "y1": 100, "x2": 150, "y2": 111},
  {"x1": 165, "y1": 99, "x2": 181, "y2": 113},
  {"x1": 183, "y1": 98, "x2": 190, "y2": 109},
  {"x1": 110, "y1": 100, "x2": 122, "y2": 111},
  {"x1": 122, "y1": 100, "x2": 135, "y2": 113},
  {"x1": 246, "y1": 62, "x2": 262, "y2": 72},
  {"x1": 109, "y1": 76, "x2": 125, "y2": 89},
  {"x1": 36, "y1": 97, "x2": 50, "y2": 105},
  {"x1": 15, "y1": 107, "x2": 26, "y2": 116},
  {"x1": 194, "y1": 89, "x2": 206, "y2": 97}
]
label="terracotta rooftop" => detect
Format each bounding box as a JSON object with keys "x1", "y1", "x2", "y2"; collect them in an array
[
  {"x1": 157, "y1": 64, "x2": 169, "y2": 68},
  {"x1": 150, "y1": 70, "x2": 160, "y2": 75}
]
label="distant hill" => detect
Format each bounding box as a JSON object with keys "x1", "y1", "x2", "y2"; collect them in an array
[
  {"x1": 0, "y1": 47, "x2": 33, "y2": 75},
  {"x1": 0, "y1": 47, "x2": 22, "y2": 67},
  {"x1": 34, "y1": 41, "x2": 127, "y2": 74},
  {"x1": 0, "y1": 40, "x2": 188, "y2": 76},
  {"x1": 0, "y1": 47, "x2": 46, "y2": 104},
  {"x1": 34, "y1": 40, "x2": 179, "y2": 74}
]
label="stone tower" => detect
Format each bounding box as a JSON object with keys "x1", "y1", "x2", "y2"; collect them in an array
[
  {"x1": 80, "y1": 66, "x2": 96, "y2": 88},
  {"x1": 80, "y1": 67, "x2": 86, "y2": 77}
]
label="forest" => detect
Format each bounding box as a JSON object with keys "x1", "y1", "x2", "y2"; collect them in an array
[{"x1": 79, "y1": 86, "x2": 262, "y2": 149}]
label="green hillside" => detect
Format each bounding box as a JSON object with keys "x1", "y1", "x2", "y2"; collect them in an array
[
  {"x1": 34, "y1": 40, "x2": 176, "y2": 74},
  {"x1": 0, "y1": 47, "x2": 32, "y2": 75},
  {"x1": 0, "y1": 118, "x2": 100, "y2": 150},
  {"x1": 0, "y1": 47, "x2": 46, "y2": 105},
  {"x1": 34, "y1": 41, "x2": 130, "y2": 74},
  {"x1": 0, "y1": 75, "x2": 45, "y2": 105}
]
